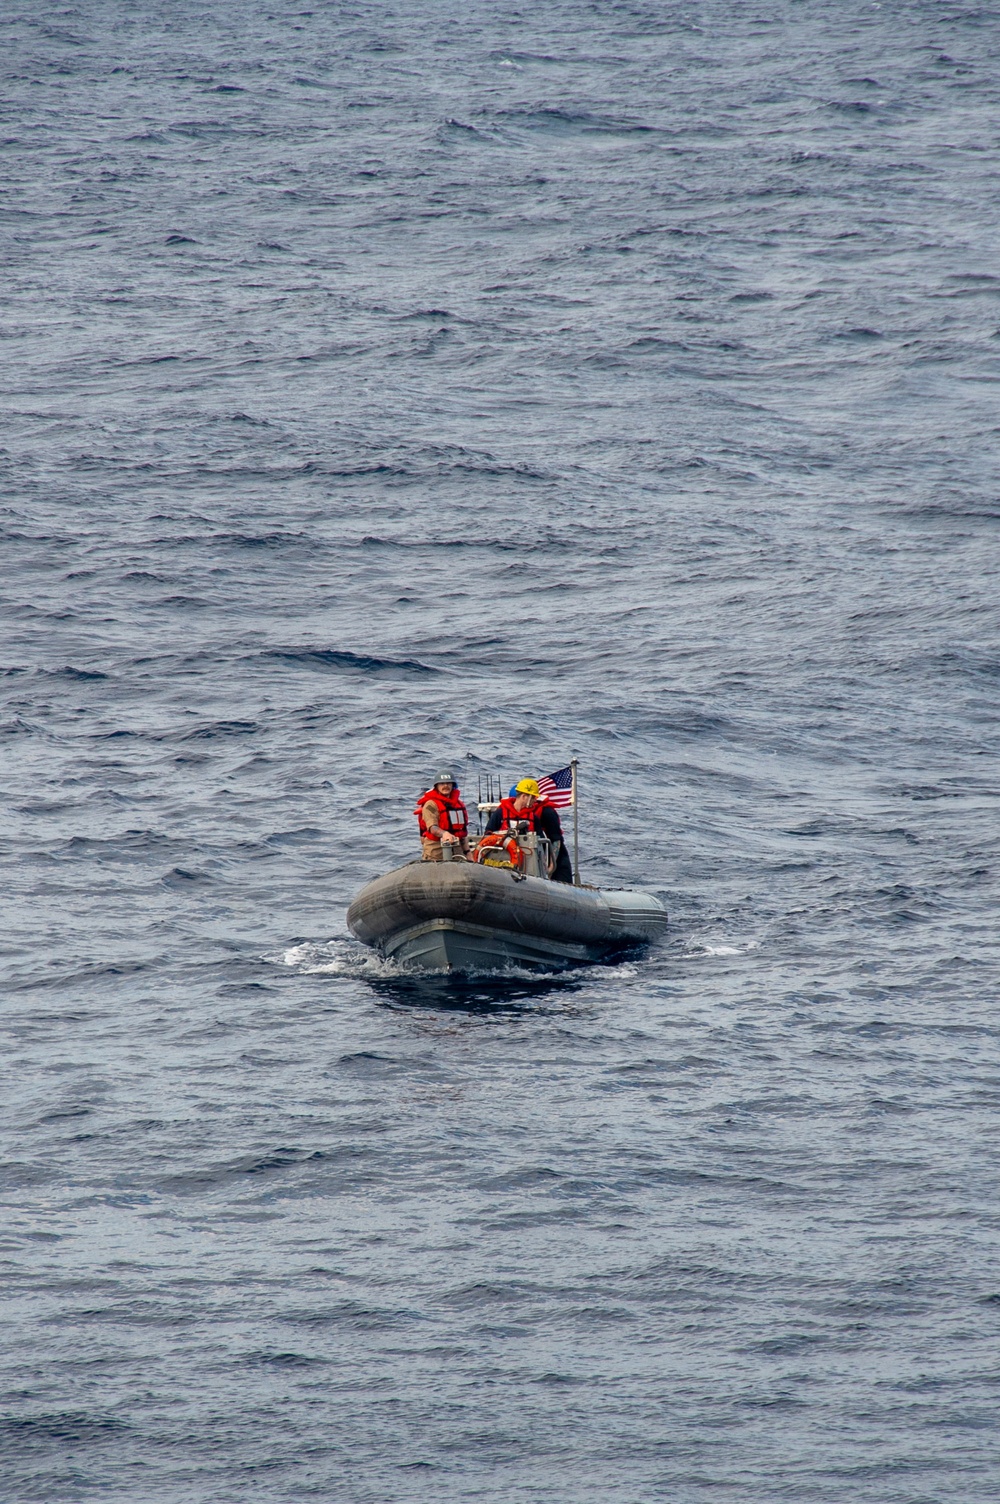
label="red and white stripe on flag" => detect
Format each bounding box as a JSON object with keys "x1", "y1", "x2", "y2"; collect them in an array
[{"x1": 536, "y1": 765, "x2": 574, "y2": 808}]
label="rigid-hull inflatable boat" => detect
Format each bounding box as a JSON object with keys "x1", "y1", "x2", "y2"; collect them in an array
[{"x1": 346, "y1": 858, "x2": 668, "y2": 973}]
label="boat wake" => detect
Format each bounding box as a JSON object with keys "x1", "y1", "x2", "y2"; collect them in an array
[
  {"x1": 275, "y1": 938, "x2": 407, "y2": 979},
  {"x1": 272, "y1": 939, "x2": 642, "y2": 1013}
]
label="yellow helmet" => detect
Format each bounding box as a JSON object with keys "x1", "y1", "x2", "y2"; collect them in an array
[{"x1": 515, "y1": 777, "x2": 541, "y2": 798}]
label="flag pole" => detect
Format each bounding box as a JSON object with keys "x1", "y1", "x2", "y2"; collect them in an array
[{"x1": 571, "y1": 757, "x2": 580, "y2": 886}]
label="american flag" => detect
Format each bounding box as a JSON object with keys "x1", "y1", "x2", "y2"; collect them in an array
[{"x1": 536, "y1": 765, "x2": 575, "y2": 808}]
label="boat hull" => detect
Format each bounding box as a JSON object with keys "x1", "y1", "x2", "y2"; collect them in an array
[{"x1": 346, "y1": 860, "x2": 667, "y2": 973}]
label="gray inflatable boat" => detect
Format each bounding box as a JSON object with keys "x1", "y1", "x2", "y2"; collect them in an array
[{"x1": 346, "y1": 858, "x2": 668, "y2": 973}]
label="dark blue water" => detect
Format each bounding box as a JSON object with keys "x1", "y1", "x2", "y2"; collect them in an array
[{"x1": 3, "y1": 2, "x2": 1000, "y2": 1499}]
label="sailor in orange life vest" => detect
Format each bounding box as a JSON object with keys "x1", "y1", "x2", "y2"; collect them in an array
[
  {"x1": 484, "y1": 777, "x2": 574, "y2": 884},
  {"x1": 414, "y1": 771, "x2": 470, "y2": 861}
]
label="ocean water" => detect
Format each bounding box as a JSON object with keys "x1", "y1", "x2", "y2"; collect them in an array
[{"x1": 3, "y1": 1, "x2": 1000, "y2": 1499}]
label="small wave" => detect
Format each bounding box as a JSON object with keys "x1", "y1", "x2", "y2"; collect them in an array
[
  {"x1": 943, "y1": 273, "x2": 1000, "y2": 298},
  {"x1": 169, "y1": 120, "x2": 268, "y2": 140},
  {"x1": 62, "y1": 830, "x2": 171, "y2": 854},
  {"x1": 487, "y1": 49, "x2": 559, "y2": 65},
  {"x1": 143, "y1": 528, "x2": 307, "y2": 548},
  {"x1": 443, "y1": 118, "x2": 494, "y2": 140},
  {"x1": 356, "y1": 532, "x2": 561, "y2": 552},
  {"x1": 244, "y1": 1351, "x2": 327, "y2": 1369},
  {"x1": 7, "y1": 960, "x2": 148, "y2": 994},
  {"x1": 42, "y1": 666, "x2": 108, "y2": 681},
  {"x1": 931, "y1": 647, "x2": 1000, "y2": 681},
  {"x1": 215, "y1": 530, "x2": 307, "y2": 547},
  {"x1": 0, "y1": 717, "x2": 43, "y2": 737},
  {"x1": 181, "y1": 720, "x2": 258, "y2": 740},
  {"x1": 263, "y1": 648, "x2": 438, "y2": 677},
  {"x1": 499, "y1": 106, "x2": 660, "y2": 136},
  {"x1": 0, "y1": 1413, "x2": 130, "y2": 1443}
]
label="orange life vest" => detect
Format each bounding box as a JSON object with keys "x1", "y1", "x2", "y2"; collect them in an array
[
  {"x1": 497, "y1": 795, "x2": 547, "y2": 832},
  {"x1": 415, "y1": 786, "x2": 469, "y2": 843}
]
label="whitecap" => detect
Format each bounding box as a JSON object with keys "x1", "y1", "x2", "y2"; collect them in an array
[{"x1": 684, "y1": 939, "x2": 760, "y2": 958}]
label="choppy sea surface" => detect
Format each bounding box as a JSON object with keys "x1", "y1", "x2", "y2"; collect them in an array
[{"x1": 3, "y1": 2, "x2": 1000, "y2": 1499}]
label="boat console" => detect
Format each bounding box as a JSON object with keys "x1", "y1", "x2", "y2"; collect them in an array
[{"x1": 469, "y1": 805, "x2": 554, "y2": 879}]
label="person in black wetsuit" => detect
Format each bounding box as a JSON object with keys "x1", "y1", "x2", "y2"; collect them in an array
[{"x1": 485, "y1": 778, "x2": 573, "y2": 884}]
